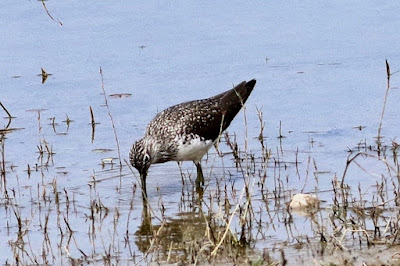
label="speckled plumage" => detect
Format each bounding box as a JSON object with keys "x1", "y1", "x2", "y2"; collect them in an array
[{"x1": 130, "y1": 79, "x2": 256, "y2": 196}]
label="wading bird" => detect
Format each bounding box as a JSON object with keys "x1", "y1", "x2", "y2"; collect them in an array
[{"x1": 130, "y1": 79, "x2": 256, "y2": 197}]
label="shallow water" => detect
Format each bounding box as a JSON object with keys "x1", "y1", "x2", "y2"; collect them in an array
[{"x1": 1, "y1": 0, "x2": 400, "y2": 264}]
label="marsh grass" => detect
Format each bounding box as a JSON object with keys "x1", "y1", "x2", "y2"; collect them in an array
[{"x1": 1, "y1": 65, "x2": 400, "y2": 265}]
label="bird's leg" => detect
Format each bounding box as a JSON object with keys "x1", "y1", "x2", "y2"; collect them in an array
[
  {"x1": 194, "y1": 161, "x2": 205, "y2": 198},
  {"x1": 195, "y1": 162, "x2": 204, "y2": 185}
]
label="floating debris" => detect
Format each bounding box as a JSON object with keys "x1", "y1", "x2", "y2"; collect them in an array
[
  {"x1": 353, "y1": 125, "x2": 366, "y2": 131},
  {"x1": 92, "y1": 148, "x2": 114, "y2": 153},
  {"x1": 317, "y1": 62, "x2": 342, "y2": 66},
  {"x1": 56, "y1": 171, "x2": 69, "y2": 175},
  {"x1": 26, "y1": 108, "x2": 47, "y2": 113},
  {"x1": 0, "y1": 127, "x2": 24, "y2": 134},
  {"x1": 101, "y1": 157, "x2": 116, "y2": 166},
  {"x1": 109, "y1": 93, "x2": 132, "y2": 99}
]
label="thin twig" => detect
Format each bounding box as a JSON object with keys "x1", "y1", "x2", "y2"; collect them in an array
[
  {"x1": 99, "y1": 67, "x2": 122, "y2": 168},
  {"x1": 89, "y1": 106, "x2": 96, "y2": 143},
  {"x1": 341, "y1": 152, "x2": 364, "y2": 187},
  {"x1": 377, "y1": 60, "x2": 391, "y2": 145},
  {"x1": 213, "y1": 113, "x2": 225, "y2": 156},
  {"x1": 40, "y1": 0, "x2": 63, "y2": 26},
  {"x1": 210, "y1": 177, "x2": 250, "y2": 256},
  {"x1": 0, "y1": 102, "x2": 12, "y2": 129}
]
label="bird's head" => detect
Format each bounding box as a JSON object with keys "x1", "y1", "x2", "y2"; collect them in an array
[{"x1": 129, "y1": 138, "x2": 153, "y2": 182}]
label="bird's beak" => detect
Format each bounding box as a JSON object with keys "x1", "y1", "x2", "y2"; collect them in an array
[{"x1": 140, "y1": 171, "x2": 148, "y2": 200}]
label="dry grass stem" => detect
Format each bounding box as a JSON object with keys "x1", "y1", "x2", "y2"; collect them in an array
[
  {"x1": 377, "y1": 60, "x2": 391, "y2": 146},
  {"x1": 40, "y1": 0, "x2": 63, "y2": 26},
  {"x1": 99, "y1": 67, "x2": 122, "y2": 169}
]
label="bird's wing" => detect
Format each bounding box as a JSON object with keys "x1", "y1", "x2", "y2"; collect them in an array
[{"x1": 145, "y1": 79, "x2": 256, "y2": 142}]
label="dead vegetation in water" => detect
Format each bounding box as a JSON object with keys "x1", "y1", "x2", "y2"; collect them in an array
[
  {"x1": 39, "y1": 0, "x2": 63, "y2": 26},
  {"x1": 1, "y1": 63, "x2": 400, "y2": 265}
]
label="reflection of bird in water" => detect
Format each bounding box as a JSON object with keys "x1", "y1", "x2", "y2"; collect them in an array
[
  {"x1": 134, "y1": 200, "x2": 247, "y2": 260},
  {"x1": 135, "y1": 209, "x2": 207, "y2": 254},
  {"x1": 130, "y1": 79, "x2": 256, "y2": 197}
]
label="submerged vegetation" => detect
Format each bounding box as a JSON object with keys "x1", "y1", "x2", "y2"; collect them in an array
[{"x1": 0, "y1": 62, "x2": 400, "y2": 265}]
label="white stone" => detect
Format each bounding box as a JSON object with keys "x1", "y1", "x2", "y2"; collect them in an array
[{"x1": 290, "y1": 193, "x2": 320, "y2": 209}]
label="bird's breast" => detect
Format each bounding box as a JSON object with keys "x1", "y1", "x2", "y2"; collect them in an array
[{"x1": 173, "y1": 134, "x2": 214, "y2": 163}]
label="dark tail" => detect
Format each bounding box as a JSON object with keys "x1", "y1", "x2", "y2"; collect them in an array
[
  {"x1": 219, "y1": 79, "x2": 256, "y2": 131},
  {"x1": 231, "y1": 79, "x2": 256, "y2": 104},
  {"x1": 220, "y1": 79, "x2": 256, "y2": 108}
]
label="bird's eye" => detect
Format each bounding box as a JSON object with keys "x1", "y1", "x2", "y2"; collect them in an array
[{"x1": 143, "y1": 154, "x2": 150, "y2": 164}]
